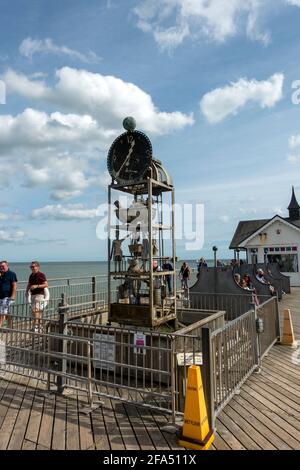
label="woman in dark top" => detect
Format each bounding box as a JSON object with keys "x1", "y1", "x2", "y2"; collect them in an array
[{"x1": 179, "y1": 262, "x2": 190, "y2": 290}]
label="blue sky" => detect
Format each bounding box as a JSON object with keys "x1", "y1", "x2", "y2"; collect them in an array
[{"x1": 1, "y1": 0, "x2": 300, "y2": 261}]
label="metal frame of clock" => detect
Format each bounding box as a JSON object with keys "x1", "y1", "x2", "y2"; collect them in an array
[{"x1": 107, "y1": 118, "x2": 177, "y2": 328}]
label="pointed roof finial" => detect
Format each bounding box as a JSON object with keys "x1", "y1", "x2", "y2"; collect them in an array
[{"x1": 288, "y1": 186, "x2": 300, "y2": 210}]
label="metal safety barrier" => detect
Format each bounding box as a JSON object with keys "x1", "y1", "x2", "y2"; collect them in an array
[
  {"x1": 0, "y1": 289, "x2": 281, "y2": 430},
  {"x1": 256, "y1": 296, "x2": 280, "y2": 359}
]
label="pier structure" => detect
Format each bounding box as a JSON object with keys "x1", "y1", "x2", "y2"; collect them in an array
[
  {"x1": 0, "y1": 284, "x2": 299, "y2": 450},
  {"x1": 0, "y1": 120, "x2": 298, "y2": 450}
]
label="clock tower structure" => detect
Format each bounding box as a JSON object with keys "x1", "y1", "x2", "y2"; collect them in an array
[{"x1": 106, "y1": 117, "x2": 177, "y2": 328}]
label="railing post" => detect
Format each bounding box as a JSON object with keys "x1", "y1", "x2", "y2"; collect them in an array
[
  {"x1": 92, "y1": 276, "x2": 96, "y2": 310},
  {"x1": 170, "y1": 336, "x2": 176, "y2": 426},
  {"x1": 274, "y1": 297, "x2": 281, "y2": 341},
  {"x1": 251, "y1": 302, "x2": 261, "y2": 371},
  {"x1": 87, "y1": 341, "x2": 93, "y2": 407},
  {"x1": 201, "y1": 327, "x2": 215, "y2": 431},
  {"x1": 57, "y1": 293, "x2": 68, "y2": 394}
]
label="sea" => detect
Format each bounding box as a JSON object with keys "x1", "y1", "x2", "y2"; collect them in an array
[{"x1": 9, "y1": 259, "x2": 223, "y2": 283}]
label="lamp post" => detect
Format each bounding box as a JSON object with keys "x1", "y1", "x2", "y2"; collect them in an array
[
  {"x1": 212, "y1": 246, "x2": 218, "y2": 268},
  {"x1": 236, "y1": 248, "x2": 240, "y2": 266}
]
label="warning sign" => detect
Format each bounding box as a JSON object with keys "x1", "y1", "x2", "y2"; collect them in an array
[
  {"x1": 176, "y1": 352, "x2": 202, "y2": 366},
  {"x1": 133, "y1": 332, "x2": 146, "y2": 355},
  {"x1": 93, "y1": 333, "x2": 116, "y2": 371}
]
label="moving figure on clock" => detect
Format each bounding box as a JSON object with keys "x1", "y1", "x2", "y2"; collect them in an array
[{"x1": 110, "y1": 230, "x2": 130, "y2": 272}]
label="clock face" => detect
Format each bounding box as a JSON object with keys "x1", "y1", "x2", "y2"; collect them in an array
[{"x1": 107, "y1": 130, "x2": 152, "y2": 184}]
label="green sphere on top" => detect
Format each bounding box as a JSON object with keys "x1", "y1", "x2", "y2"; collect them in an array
[{"x1": 123, "y1": 116, "x2": 136, "y2": 132}]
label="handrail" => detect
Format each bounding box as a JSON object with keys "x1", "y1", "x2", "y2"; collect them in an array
[{"x1": 17, "y1": 274, "x2": 107, "y2": 285}]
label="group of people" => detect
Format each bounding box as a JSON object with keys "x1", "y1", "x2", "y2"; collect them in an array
[
  {"x1": 234, "y1": 272, "x2": 260, "y2": 305},
  {"x1": 234, "y1": 273, "x2": 254, "y2": 290},
  {"x1": 255, "y1": 268, "x2": 276, "y2": 295},
  {"x1": 154, "y1": 259, "x2": 192, "y2": 292},
  {"x1": 0, "y1": 261, "x2": 48, "y2": 331}
]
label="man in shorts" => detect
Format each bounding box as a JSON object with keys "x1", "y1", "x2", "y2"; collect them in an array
[
  {"x1": 0, "y1": 261, "x2": 17, "y2": 328},
  {"x1": 26, "y1": 261, "x2": 48, "y2": 331}
]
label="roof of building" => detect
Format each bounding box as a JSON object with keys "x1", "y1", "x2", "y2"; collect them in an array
[
  {"x1": 288, "y1": 186, "x2": 300, "y2": 210},
  {"x1": 229, "y1": 216, "x2": 300, "y2": 249},
  {"x1": 229, "y1": 219, "x2": 269, "y2": 249},
  {"x1": 230, "y1": 188, "x2": 300, "y2": 249}
]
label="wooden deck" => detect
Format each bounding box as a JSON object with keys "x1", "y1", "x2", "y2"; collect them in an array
[{"x1": 0, "y1": 289, "x2": 300, "y2": 450}]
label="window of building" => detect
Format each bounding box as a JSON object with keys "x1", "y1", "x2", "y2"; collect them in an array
[{"x1": 266, "y1": 254, "x2": 299, "y2": 273}]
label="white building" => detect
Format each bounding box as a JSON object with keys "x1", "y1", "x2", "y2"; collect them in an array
[{"x1": 230, "y1": 187, "x2": 300, "y2": 286}]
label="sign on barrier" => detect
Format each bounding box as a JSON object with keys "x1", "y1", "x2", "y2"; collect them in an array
[
  {"x1": 133, "y1": 332, "x2": 146, "y2": 355},
  {"x1": 93, "y1": 333, "x2": 116, "y2": 371}
]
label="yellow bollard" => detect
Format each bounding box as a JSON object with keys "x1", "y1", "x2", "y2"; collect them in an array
[
  {"x1": 177, "y1": 365, "x2": 214, "y2": 451},
  {"x1": 281, "y1": 308, "x2": 297, "y2": 348}
]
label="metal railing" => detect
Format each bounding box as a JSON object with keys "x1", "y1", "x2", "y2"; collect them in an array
[
  {"x1": 256, "y1": 296, "x2": 280, "y2": 359},
  {"x1": 15, "y1": 275, "x2": 109, "y2": 306},
  {"x1": 188, "y1": 292, "x2": 269, "y2": 321},
  {"x1": 0, "y1": 286, "x2": 281, "y2": 429},
  {"x1": 210, "y1": 310, "x2": 258, "y2": 417},
  {"x1": 0, "y1": 318, "x2": 202, "y2": 421}
]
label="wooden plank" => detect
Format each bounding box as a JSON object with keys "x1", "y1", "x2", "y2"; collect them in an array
[
  {"x1": 77, "y1": 392, "x2": 95, "y2": 450},
  {"x1": 241, "y1": 384, "x2": 300, "y2": 448},
  {"x1": 212, "y1": 432, "x2": 232, "y2": 451},
  {"x1": 135, "y1": 405, "x2": 171, "y2": 450},
  {"x1": 253, "y1": 372, "x2": 300, "y2": 406},
  {"x1": 23, "y1": 381, "x2": 44, "y2": 445},
  {"x1": 100, "y1": 395, "x2": 125, "y2": 450},
  {"x1": 246, "y1": 380, "x2": 300, "y2": 426},
  {"x1": 237, "y1": 389, "x2": 297, "y2": 449},
  {"x1": 51, "y1": 395, "x2": 67, "y2": 450},
  {"x1": 217, "y1": 412, "x2": 261, "y2": 450},
  {"x1": 214, "y1": 418, "x2": 246, "y2": 450},
  {"x1": 22, "y1": 439, "x2": 36, "y2": 450},
  {"x1": 262, "y1": 362, "x2": 300, "y2": 388},
  {"x1": 123, "y1": 403, "x2": 154, "y2": 450},
  {"x1": 66, "y1": 394, "x2": 80, "y2": 450},
  {"x1": 37, "y1": 393, "x2": 55, "y2": 449},
  {"x1": 150, "y1": 411, "x2": 182, "y2": 451},
  {"x1": 7, "y1": 377, "x2": 38, "y2": 450},
  {"x1": 224, "y1": 402, "x2": 276, "y2": 450},
  {"x1": 269, "y1": 348, "x2": 300, "y2": 370},
  {"x1": 113, "y1": 401, "x2": 140, "y2": 450},
  {"x1": 233, "y1": 395, "x2": 292, "y2": 450},
  {"x1": 0, "y1": 375, "x2": 30, "y2": 450},
  {"x1": 36, "y1": 444, "x2": 49, "y2": 450},
  {"x1": 91, "y1": 406, "x2": 111, "y2": 451},
  {"x1": 0, "y1": 373, "x2": 15, "y2": 428}
]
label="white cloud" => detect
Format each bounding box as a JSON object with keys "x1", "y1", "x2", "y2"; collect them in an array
[
  {"x1": 19, "y1": 37, "x2": 101, "y2": 64},
  {"x1": 31, "y1": 204, "x2": 102, "y2": 220},
  {"x1": 273, "y1": 206, "x2": 285, "y2": 216},
  {"x1": 289, "y1": 134, "x2": 300, "y2": 148},
  {"x1": 2, "y1": 67, "x2": 194, "y2": 135},
  {"x1": 239, "y1": 207, "x2": 258, "y2": 215},
  {"x1": 0, "y1": 108, "x2": 113, "y2": 198},
  {"x1": 0, "y1": 108, "x2": 111, "y2": 150},
  {"x1": 2, "y1": 69, "x2": 51, "y2": 100},
  {"x1": 200, "y1": 73, "x2": 284, "y2": 123},
  {"x1": 0, "y1": 230, "x2": 25, "y2": 243},
  {"x1": 0, "y1": 66, "x2": 193, "y2": 201},
  {"x1": 219, "y1": 215, "x2": 230, "y2": 223},
  {"x1": 286, "y1": 0, "x2": 300, "y2": 6},
  {"x1": 287, "y1": 154, "x2": 300, "y2": 163},
  {"x1": 133, "y1": 0, "x2": 272, "y2": 51}
]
